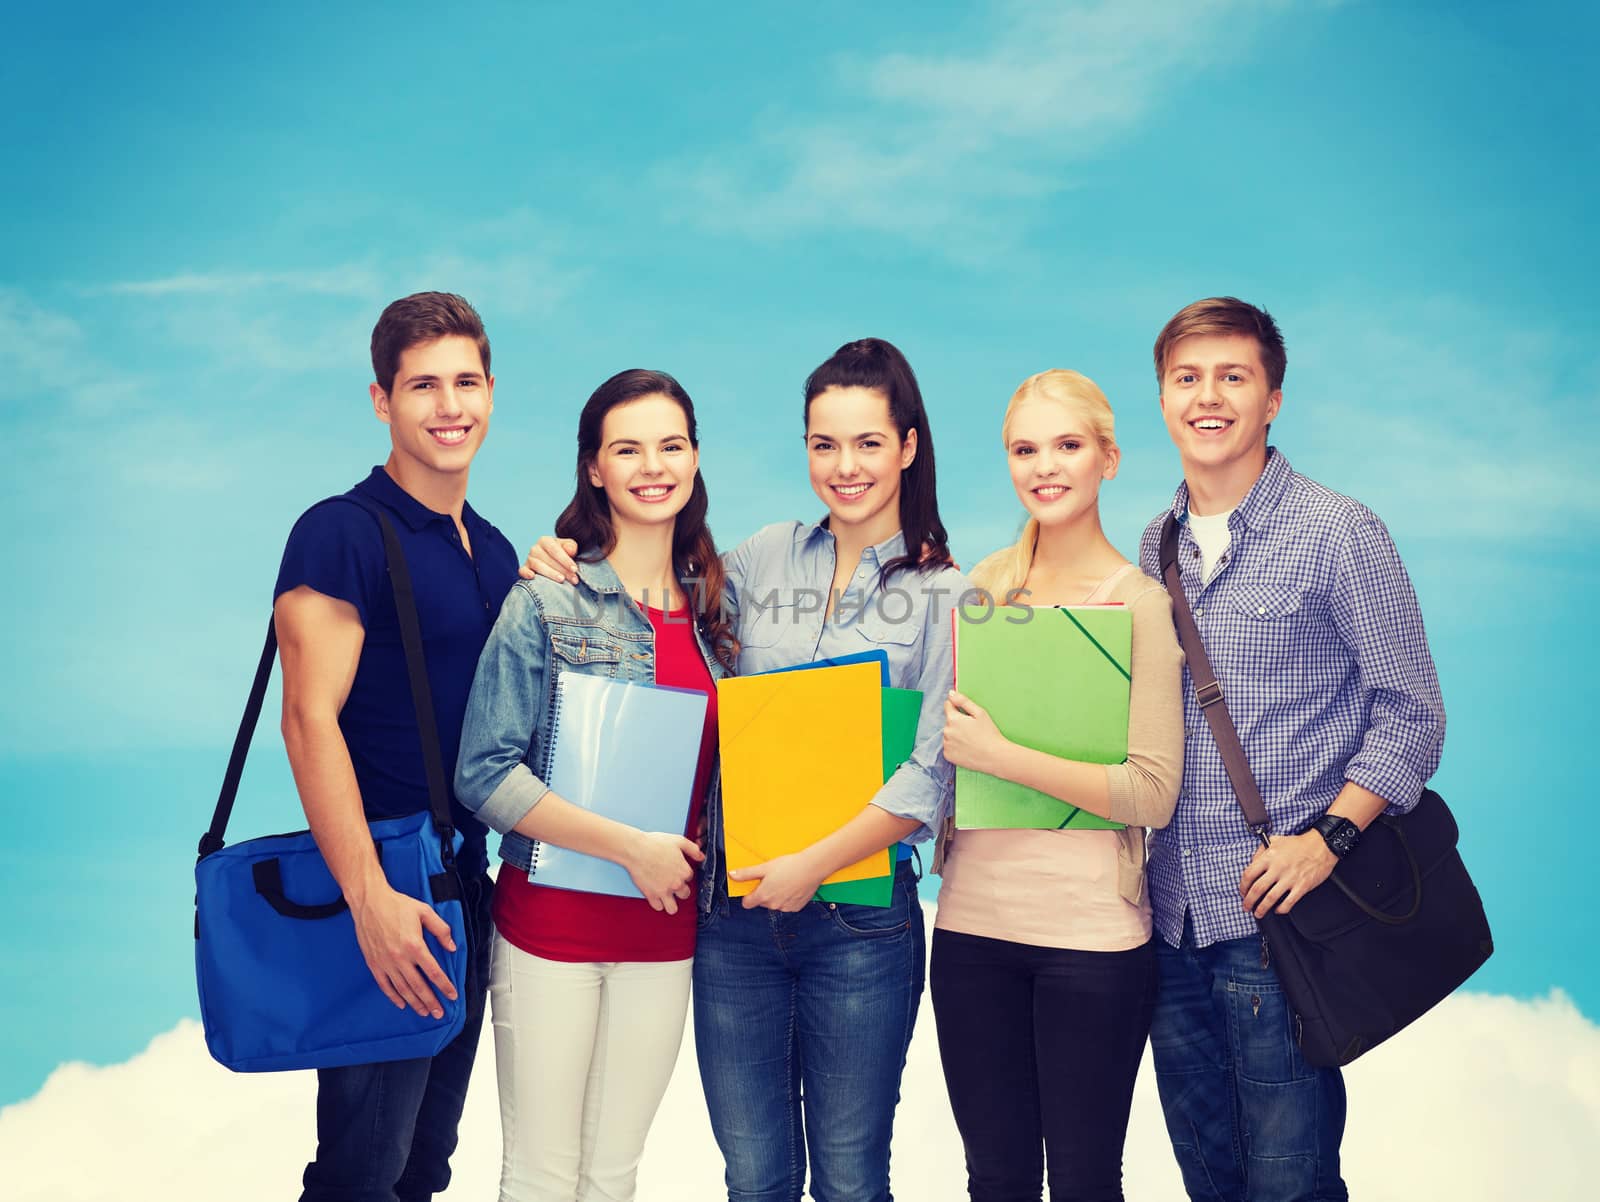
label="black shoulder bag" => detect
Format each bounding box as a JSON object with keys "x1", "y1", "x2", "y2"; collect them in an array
[{"x1": 1158, "y1": 515, "x2": 1493, "y2": 1066}]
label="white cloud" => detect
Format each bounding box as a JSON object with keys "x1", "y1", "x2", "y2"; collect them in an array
[
  {"x1": 4, "y1": 908, "x2": 1595, "y2": 1201},
  {"x1": 92, "y1": 266, "x2": 385, "y2": 300},
  {"x1": 668, "y1": 0, "x2": 1295, "y2": 253}
]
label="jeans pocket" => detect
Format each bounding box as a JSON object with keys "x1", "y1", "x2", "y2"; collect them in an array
[
  {"x1": 1226, "y1": 977, "x2": 1314, "y2": 1085},
  {"x1": 825, "y1": 898, "x2": 912, "y2": 940}
]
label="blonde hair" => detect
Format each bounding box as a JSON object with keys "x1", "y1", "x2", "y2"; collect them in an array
[{"x1": 971, "y1": 370, "x2": 1117, "y2": 601}]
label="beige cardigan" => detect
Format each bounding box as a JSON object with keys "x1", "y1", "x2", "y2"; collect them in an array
[{"x1": 933, "y1": 564, "x2": 1184, "y2": 910}]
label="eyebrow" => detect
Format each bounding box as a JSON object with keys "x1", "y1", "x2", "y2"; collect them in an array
[
  {"x1": 1168, "y1": 362, "x2": 1254, "y2": 374},
  {"x1": 401, "y1": 370, "x2": 484, "y2": 386},
  {"x1": 605, "y1": 434, "x2": 690, "y2": 449},
  {"x1": 1010, "y1": 430, "x2": 1089, "y2": 446},
  {"x1": 808, "y1": 430, "x2": 890, "y2": 442}
]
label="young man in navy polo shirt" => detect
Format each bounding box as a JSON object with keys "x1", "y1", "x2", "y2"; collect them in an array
[
  {"x1": 274, "y1": 292, "x2": 520, "y2": 1202},
  {"x1": 1138, "y1": 297, "x2": 1445, "y2": 1200}
]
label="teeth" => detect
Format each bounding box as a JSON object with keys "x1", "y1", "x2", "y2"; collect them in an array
[
  {"x1": 431, "y1": 427, "x2": 468, "y2": 443},
  {"x1": 1194, "y1": 419, "x2": 1228, "y2": 431},
  {"x1": 633, "y1": 486, "x2": 671, "y2": 498},
  {"x1": 1034, "y1": 486, "x2": 1066, "y2": 498},
  {"x1": 835, "y1": 484, "x2": 871, "y2": 496}
]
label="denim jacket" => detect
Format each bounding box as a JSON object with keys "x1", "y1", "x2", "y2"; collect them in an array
[{"x1": 454, "y1": 556, "x2": 730, "y2": 913}]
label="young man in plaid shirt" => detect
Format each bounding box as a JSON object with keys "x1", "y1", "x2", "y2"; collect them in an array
[{"x1": 1137, "y1": 297, "x2": 1445, "y2": 1201}]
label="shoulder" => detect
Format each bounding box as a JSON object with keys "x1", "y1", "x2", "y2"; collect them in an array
[
  {"x1": 1276, "y1": 470, "x2": 1381, "y2": 533},
  {"x1": 469, "y1": 512, "x2": 521, "y2": 571},
  {"x1": 968, "y1": 548, "x2": 1011, "y2": 592},
  {"x1": 736, "y1": 521, "x2": 807, "y2": 557},
  {"x1": 284, "y1": 495, "x2": 382, "y2": 555}
]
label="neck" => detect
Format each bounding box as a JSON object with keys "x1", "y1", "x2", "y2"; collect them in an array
[
  {"x1": 829, "y1": 509, "x2": 900, "y2": 574},
  {"x1": 383, "y1": 455, "x2": 469, "y2": 521},
  {"x1": 1184, "y1": 445, "x2": 1268, "y2": 516},
  {"x1": 606, "y1": 517, "x2": 680, "y2": 609},
  {"x1": 1030, "y1": 509, "x2": 1121, "y2": 576}
]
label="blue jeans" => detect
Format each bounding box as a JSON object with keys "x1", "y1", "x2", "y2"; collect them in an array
[
  {"x1": 1149, "y1": 925, "x2": 1348, "y2": 1202},
  {"x1": 693, "y1": 861, "x2": 925, "y2": 1202},
  {"x1": 300, "y1": 870, "x2": 494, "y2": 1202}
]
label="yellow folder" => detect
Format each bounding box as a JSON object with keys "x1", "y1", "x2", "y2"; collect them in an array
[{"x1": 717, "y1": 661, "x2": 890, "y2": 896}]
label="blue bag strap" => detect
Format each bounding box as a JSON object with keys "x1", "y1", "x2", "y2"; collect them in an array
[{"x1": 198, "y1": 496, "x2": 456, "y2": 866}]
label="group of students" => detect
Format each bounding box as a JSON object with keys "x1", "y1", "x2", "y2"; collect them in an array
[{"x1": 270, "y1": 291, "x2": 1445, "y2": 1202}]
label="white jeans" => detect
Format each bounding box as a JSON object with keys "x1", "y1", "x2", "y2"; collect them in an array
[{"x1": 489, "y1": 932, "x2": 693, "y2": 1202}]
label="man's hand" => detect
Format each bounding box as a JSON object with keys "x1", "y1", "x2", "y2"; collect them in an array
[
  {"x1": 621, "y1": 830, "x2": 704, "y2": 914},
  {"x1": 350, "y1": 882, "x2": 459, "y2": 1018},
  {"x1": 521, "y1": 536, "x2": 580, "y2": 583},
  {"x1": 731, "y1": 851, "x2": 829, "y2": 912},
  {"x1": 942, "y1": 689, "x2": 1009, "y2": 776},
  {"x1": 1239, "y1": 832, "x2": 1337, "y2": 918}
]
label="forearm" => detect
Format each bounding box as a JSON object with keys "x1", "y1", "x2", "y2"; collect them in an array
[
  {"x1": 794, "y1": 804, "x2": 919, "y2": 881},
  {"x1": 282, "y1": 709, "x2": 386, "y2": 906},
  {"x1": 990, "y1": 740, "x2": 1114, "y2": 820},
  {"x1": 1325, "y1": 781, "x2": 1390, "y2": 831},
  {"x1": 508, "y1": 790, "x2": 651, "y2": 868}
]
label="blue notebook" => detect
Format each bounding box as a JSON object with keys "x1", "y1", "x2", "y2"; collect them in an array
[
  {"x1": 530, "y1": 673, "x2": 709, "y2": 898},
  {"x1": 757, "y1": 648, "x2": 891, "y2": 686}
]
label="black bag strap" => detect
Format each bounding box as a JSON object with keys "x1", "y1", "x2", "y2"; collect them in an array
[
  {"x1": 198, "y1": 496, "x2": 455, "y2": 865},
  {"x1": 1158, "y1": 513, "x2": 1427, "y2": 916},
  {"x1": 1158, "y1": 514, "x2": 1272, "y2": 848}
]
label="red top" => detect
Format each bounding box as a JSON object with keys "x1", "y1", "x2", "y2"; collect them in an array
[{"x1": 492, "y1": 603, "x2": 719, "y2": 962}]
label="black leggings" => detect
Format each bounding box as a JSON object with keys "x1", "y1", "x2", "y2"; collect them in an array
[{"x1": 930, "y1": 927, "x2": 1156, "y2": 1202}]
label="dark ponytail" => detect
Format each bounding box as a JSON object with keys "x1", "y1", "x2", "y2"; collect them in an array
[{"x1": 803, "y1": 338, "x2": 953, "y2": 583}]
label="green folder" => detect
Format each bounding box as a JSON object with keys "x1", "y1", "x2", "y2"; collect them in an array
[
  {"x1": 953, "y1": 603, "x2": 1130, "y2": 831},
  {"x1": 815, "y1": 686, "x2": 923, "y2": 906}
]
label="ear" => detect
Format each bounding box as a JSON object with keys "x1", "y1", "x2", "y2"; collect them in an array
[
  {"x1": 586, "y1": 457, "x2": 603, "y2": 489},
  {"x1": 900, "y1": 426, "x2": 919, "y2": 470},
  {"x1": 370, "y1": 382, "x2": 391, "y2": 425},
  {"x1": 1266, "y1": 388, "x2": 1283, "y2": 424},
  {"x1": 1102, "y1": 444, "x2": 1121, "y2": 481},
  {"x1": 486, "y1": 373, "x2": 495, "y2": 411}
]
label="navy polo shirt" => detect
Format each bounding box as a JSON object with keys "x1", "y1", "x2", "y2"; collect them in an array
[{"x1": 274, "y1": 467, "x2": 520, "y2": 878}]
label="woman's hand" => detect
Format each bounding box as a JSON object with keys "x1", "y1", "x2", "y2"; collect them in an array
[
  {"x1": 621, "y1": 830, "x2": 704, "y2": 914},
  {"x1": 731, "y1": 852, "x2": 828, "y2": 912},
  {"x1": 520, "y1": 536, "x2": 580, "y2": 583},
  {"x1": 942, "y1": 689, "x2": 1009, "y2": 775}
]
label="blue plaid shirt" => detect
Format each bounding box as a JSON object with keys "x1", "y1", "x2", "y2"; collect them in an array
[{"x1": 1138, "y1": 450, "x2": 1445, "y2": 948}]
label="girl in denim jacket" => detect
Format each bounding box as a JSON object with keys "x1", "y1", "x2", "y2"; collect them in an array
[
  {"x1": 528, "y1": 339, "x2": 969, "y2": 1202},
  {"x1": 456, "y1": 369, "x2": 735, "y2": 1202}
]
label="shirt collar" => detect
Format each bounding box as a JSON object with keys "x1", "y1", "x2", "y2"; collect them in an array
[
  {"x1": 1168, "y1": 447, "x2": 1292, "y2": 532},
  {"x1": 796, "y1": 517, "x2": 909, "y2": 566},
  {"x1": 573, "y1": 555, "x2": 628, "y2": 595},
  {"x1": 353, "y1": 465, "x2": 488, "y2": 535}
]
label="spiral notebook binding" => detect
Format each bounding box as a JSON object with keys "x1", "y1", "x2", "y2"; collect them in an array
[{"x1": 526, "y1": 673, "x2": 571, "y2": 881}]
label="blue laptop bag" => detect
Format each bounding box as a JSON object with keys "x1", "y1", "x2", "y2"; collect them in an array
[{"x1": 194, "y1": 500, "x2": 468, "y2": 1072}]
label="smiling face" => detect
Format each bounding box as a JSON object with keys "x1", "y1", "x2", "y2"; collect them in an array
[
  {"x1": 370, "y1": 334, "x2": 493, "y2": 485},
  {"x1": 1159, "y1": 332, "x2": 1282, "y2": 495},
  {"x1": 1005, "y1": 396, "x2": 1119, "y2": 528},
  {"x1": 805, "y1": 385, "x2": 917, "y2": 545},
  {"x1": 586, "y1": 393, "x2": 699, "y2": 533}
]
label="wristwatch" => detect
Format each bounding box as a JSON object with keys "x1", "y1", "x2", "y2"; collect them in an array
[{"x1": 1311, "y1": 814, "x2": 1362, "y2": 859}]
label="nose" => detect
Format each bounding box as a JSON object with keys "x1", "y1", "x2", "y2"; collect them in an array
[
  {"x1": 639, "y1": 448, "x2": 665, "y2": 476},
  {"x1": 1196, "y1": 375, "x2": 1221, "y2": 406},
  {"x1": 1034, "y1": 447, "x2": 1061, "y2": 477},
  {"x1": 435, "y1": 384, "x2": 465, "y2": 417},
  {"x1": 837, "y1": 446, "x2": 860, "y2": 477}
]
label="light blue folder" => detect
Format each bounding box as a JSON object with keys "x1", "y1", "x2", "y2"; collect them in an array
[{"x1": 530, "y1": 672, "x2": 709, "y2": 898}]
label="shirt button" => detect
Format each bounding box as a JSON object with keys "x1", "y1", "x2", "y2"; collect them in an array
[
  {"x1": 1194, "y1": 607, "x2": 1203, "y2": 617},
  {"x1": 1257, "y1": 605, "x2": 1267, "y2": 615},
  {"x1": 1182, "y1": 849, "x2": 1192, "y2": 858}
]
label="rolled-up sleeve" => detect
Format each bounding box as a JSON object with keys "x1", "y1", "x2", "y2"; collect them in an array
[
  {"x1": 870, "y1": 568, "x2": 967, "y2": 842},
  {"x1": 455, "y1": 582, "x2": 553, "y2": 834},
  {"x1": 1330, "y1": 518, "x2": 1445, "y2": 814}
]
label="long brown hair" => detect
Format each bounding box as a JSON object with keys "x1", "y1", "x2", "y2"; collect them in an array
[{"x1": 555, "y1": 369, "x2": 736, "y2": 670}]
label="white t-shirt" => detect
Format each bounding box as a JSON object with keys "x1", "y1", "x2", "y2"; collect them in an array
[{"x1": 1187, "y1": 506, "x2": 1235, "y2": 582}]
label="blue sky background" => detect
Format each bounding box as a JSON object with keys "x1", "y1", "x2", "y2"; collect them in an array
[{"x1": 2, "y1": 0, "x2": 1595, "y2": 1105}]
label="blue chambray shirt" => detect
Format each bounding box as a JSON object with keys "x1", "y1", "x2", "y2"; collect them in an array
[
  {"x1": 726, "y1": 520, "x2": 971, "y2": 844},
  {"x1": 1138, "y1": 450, "x2": 1445, "y2": 949}
]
